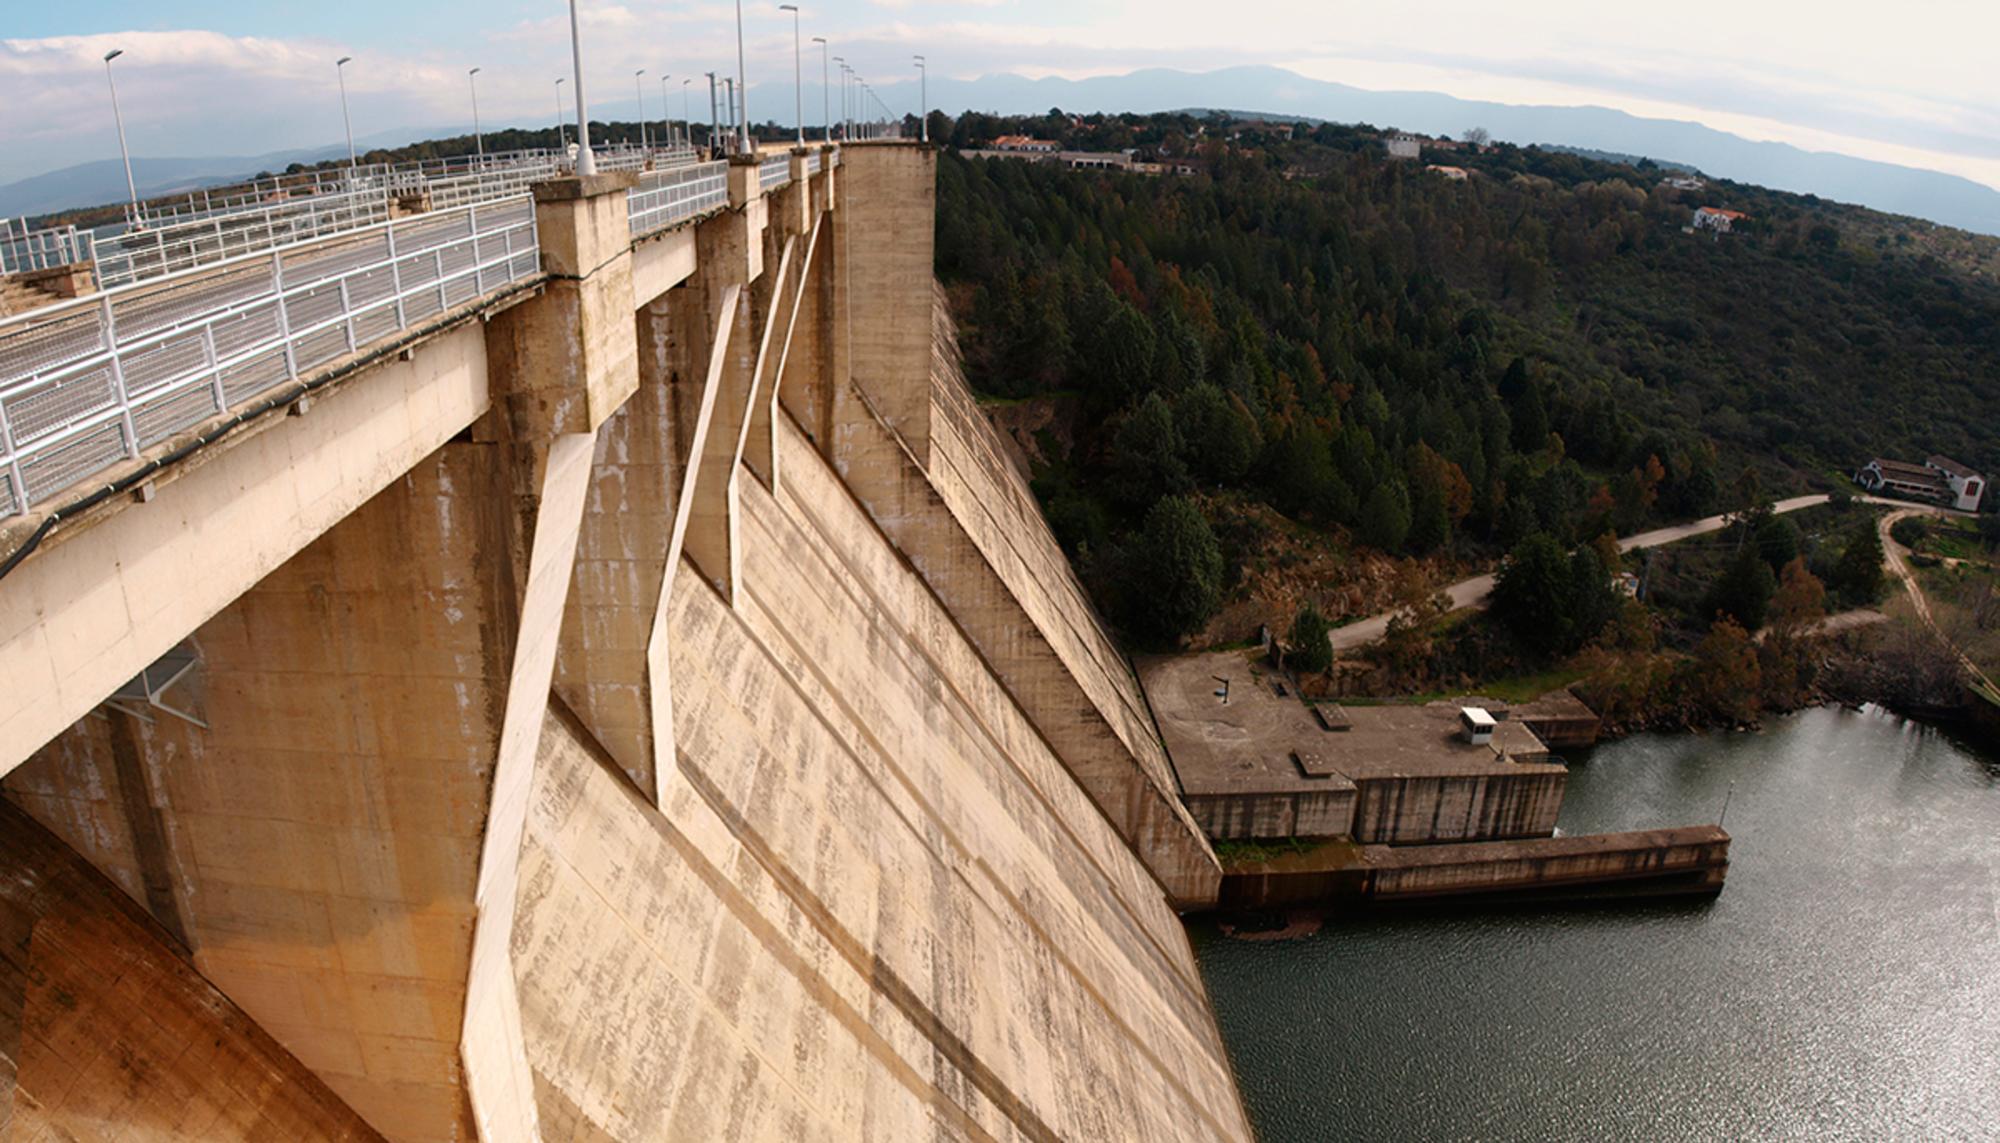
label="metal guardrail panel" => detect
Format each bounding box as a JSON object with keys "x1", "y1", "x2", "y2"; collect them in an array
[
  {"x1": 628, "y1": 162, "x2": 730, "y2": 239},
  {"x1": 759, "y1": 156, "x2": 792, "y2": 191},
  {"x1": 0, "y1": 194, "x2": 540, "y2": 520}
]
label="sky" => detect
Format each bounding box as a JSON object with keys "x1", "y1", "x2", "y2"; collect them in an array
[{"x1": 2, "y1": 0, "x2": 1996, "y2": 192}]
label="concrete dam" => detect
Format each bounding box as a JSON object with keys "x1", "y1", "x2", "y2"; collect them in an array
[{"x1": 0, "y1": 143, "x2": 1252, "y2": 1141}]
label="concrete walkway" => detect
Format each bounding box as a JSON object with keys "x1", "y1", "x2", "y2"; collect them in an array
[{"x1": 1330, "y1": 493, "x2": 1891, "y2": 655}]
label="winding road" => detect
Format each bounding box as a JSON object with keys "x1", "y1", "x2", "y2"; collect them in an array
[{"x1": 1330, "y1": 493, "x2": 1893, "y2": 655}]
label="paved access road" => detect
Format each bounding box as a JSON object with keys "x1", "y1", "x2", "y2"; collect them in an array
[{"x1": 1329, "y1": 493, "x2": 1890, "y2": 655}]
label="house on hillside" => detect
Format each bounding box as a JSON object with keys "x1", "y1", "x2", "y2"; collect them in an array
[
  {"x1": 1385, "y1": 134, "x2": 1422, "y2": 160},
  {"x1": 1662, "y1": 175, "x2": 1706, "y2": 191},
  {"x1": 992, "y1": 135, "x2": 1057, "y2": 153},
  {"x1": 1232, "y1": 119, "x2": 1298, "y2": 141},
  {"x1": 1856, "y1": 456, "x2": 1986, "y2": 511},
  {"x1": 1060, "y1": 150, "x2": 1133, "y2": 171},
  {"x1": 1692, "y1": 206, "x2": 1747, "y2": 233},
  {"x1": 1427, "y1": 164, "x2": 1470, "y2": 181},
  {"x1": 1926, "y1": 455, "x2": 1986, "y2": 511}
]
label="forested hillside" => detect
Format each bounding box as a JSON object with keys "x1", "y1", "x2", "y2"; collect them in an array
[{"x1": 933, "y1": 111, "x2": 2000, "y2": 643}]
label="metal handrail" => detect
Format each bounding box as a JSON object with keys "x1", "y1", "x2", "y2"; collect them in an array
[
  {"x1": 0, "y1": 195, "x2": 540, "y2": 519},
  {"x1": 12, "y1": 143, "x2": 700, "y2": 300},
  {"x1": 804, "y1": 152, "x2": 822, "y2": 176},
  {"x1": 759, "y1": 155, "x2": 792, "y2": 191},
  {"x1": 93, "y1": 187, "x2": 395, "y2": 289},
  {"x1": 628, "y1": 162, "x2": 730, "y2": 239},
  {"x1": 1, "y1": 221, "x2": 95, "y2": 276}
]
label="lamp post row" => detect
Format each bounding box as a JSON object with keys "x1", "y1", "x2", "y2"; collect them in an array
[{"x1": 98, "y1": 3, "x2": 925, "y2": 204}]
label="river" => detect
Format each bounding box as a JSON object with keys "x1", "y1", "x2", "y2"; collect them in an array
[{"x1": 1190, "y1": 705, "x2": 2000, "y2": 1142}]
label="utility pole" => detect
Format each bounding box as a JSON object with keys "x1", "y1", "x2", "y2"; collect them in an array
[
  {"x1": 468, "y1": 68, "x2": 484, "y2": 162},
  {"x1": 812, "y1": 37, "x2": 829, "y2": 144},
  {"x1": 102, "y1": 50, "x2": 139, "y2": 224},
  {"x1": 336, "y1": 57, "x2": 357, "y2": 170}
]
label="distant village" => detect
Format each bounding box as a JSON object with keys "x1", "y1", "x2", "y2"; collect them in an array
[{"x1": 963, "y1": 116, "x2": 1755, "y2": 236}]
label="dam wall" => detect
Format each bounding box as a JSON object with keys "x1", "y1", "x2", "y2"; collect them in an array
[{"x1": 0, "y1": 143, "x2": 1250, "y2": 1141}]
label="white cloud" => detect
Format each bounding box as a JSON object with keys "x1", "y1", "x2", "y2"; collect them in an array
[{"x1": 0, "y1": 1, "x2": 1994, "y2": 193}]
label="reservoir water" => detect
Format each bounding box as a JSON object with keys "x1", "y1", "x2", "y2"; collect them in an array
[{"x1": 1191, "y1": 705, "x2": 2000, "y2": 1142}]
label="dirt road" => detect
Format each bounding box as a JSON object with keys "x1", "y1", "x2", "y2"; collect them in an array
[{"x1": 1329, "y1": 493, "x2": 1889, "y2": 655}]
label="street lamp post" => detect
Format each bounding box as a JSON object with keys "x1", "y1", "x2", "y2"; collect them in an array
[
  {"x1": 336, "y1": 57, "x2": 357, "y2": 169},
  {"x1": 681, "y1": 78, "x2": 692, "y2": 149},
  {"x1": 724, "y1": 78, "x2": 736, "y2": 150},
  {"x1": 779, "y1": 5, "x2": 802, "y2": 148},
  {"x1": 914, "y1": 55, "x2": 926, "y2": 143},
  {"x1": 832, "y1": 57, "x2": 846, "y2": 141},
  {"x1": 467, "y1": 67, "x2": 484, "y2": 162},
  {"x1": 733, "y1": 0, "x2": 749, "y2": 152},
  {"x1": 556, "y1": 78, "x2": 568, "y2": 152},
  {"x1": 811, "y1": 38, "x2": 829, "y2": 144},
  {"x1": 566, "y1": 0, "x2": 597, "y2": 175},
  {"x1": 102, "y1": 50, "x2": 139, "y2": 224},
  {"x1": 707, "y1": 72, "x2": 720, "y2": 156},
  {"x1": 634, "y1": 69, "x2": 648, "y2": 153},
  {"x1": 661, "y1": 74, "x2": 673, "y2": 147}
]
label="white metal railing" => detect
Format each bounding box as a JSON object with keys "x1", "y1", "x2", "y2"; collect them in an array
[
  {"x1": 10, "y1": 143, "x2": 701, "y2": 302},
  {"x1": 628, "y1": 162, "x2": 730, "y2": 239},
  {"x1": 805, "y1": 152, "x2": 822, "y2": 176},
  {"x1": 92, "y1": 188, "x2": 394, "y2": 289},
  {"x1": 759, "y1": 155, "x2": 792, "y2": 191},
  {"x1": 1, "y1": 221, "x2": 95, "y2": 277},
  {"x1": 0, "y1": 195, "x2": 540, "y2": 519}
]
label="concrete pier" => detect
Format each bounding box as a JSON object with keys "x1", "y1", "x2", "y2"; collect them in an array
[{"x1": 1218, "y1": 826, "x2": 1731, "y2": 910}]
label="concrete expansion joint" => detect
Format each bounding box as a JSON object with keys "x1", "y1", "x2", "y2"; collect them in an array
[{"x1": 543, "y1": 249, "x2": 629, "y2": 285}]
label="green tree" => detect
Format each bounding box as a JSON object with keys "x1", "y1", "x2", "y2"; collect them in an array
[
  {"x1": 1287, "y1": 605, "x2": 1334, "y2": 675},
  {"x1": 1831, "y1": 519, "x2": 1886, "y2": 605},
  {"x1": 1755, "y1": 514, "x2": 1802, "y2": 573},
  {"x1": 1706, "y1": 543, "x2": 1778, "y2": 630},
  {"x1": 1128, "y1": 496, "x2": 1224, "y2": 642},
  {"x1": 1360, "y1": 480, "x2": 1412, "y2": 552},
  {"x1": 1491, "y1": 532, "x2": 1616, "y2": 657},
  {"x1": 1174, "y1": 384, "x2": 1262, "y2": 485},
  {"x1": 1107, "y1": 393, "x2": 1190, "y2": 507}
]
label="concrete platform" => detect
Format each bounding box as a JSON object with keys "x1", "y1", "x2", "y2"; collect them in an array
[
  {"x1": 1142, "y1": 651, "x2": 1567, "y2": 843},
  {"x1": 1218, "y1": 825, "x2": 1732, "y2": 909}
]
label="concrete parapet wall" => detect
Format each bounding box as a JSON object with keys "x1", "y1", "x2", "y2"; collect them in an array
[
  {"x1": 1350, "y1": 770, "x2": 1567, "y2": 844},
  {"x1": 1220, "y1": 826, "x2": 1730, "y2": 910},
  {"x1": 1187, "y1": 788, "x2": 1357, "y2": 840}
]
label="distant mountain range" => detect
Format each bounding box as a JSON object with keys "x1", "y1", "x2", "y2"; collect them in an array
[
  {"x1": 6, "y1": 65, "x2": 1997, "y2": 237},
  {"x1": 0, "y1": 126, "x2": 460, "y2": 221}
]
